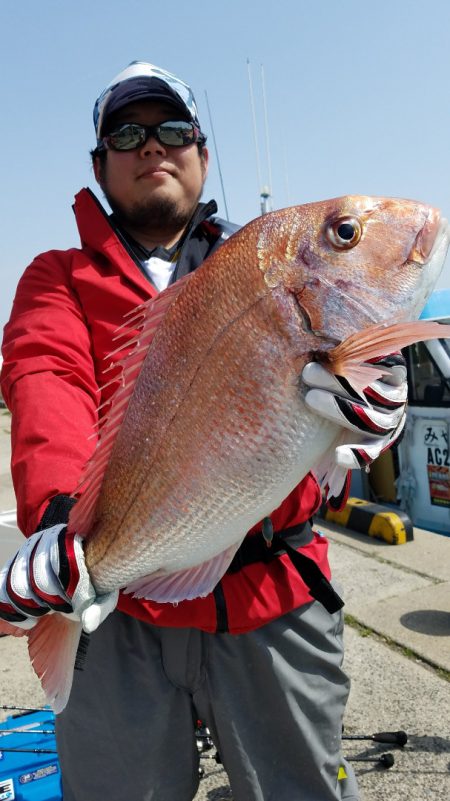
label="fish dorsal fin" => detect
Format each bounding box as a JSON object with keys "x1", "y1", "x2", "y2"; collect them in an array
[
  {"x1": 326, "y1": 320, "x2": 450, "y2": 395},
  {"x1": 68, "y1": 275, "x2": 191, "y2": 537}
]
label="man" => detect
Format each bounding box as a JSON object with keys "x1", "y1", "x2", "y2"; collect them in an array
[{"x1": 0, "y1": 62, "x2": 406, "y2": 800}]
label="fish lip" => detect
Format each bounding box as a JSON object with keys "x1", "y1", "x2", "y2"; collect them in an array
[
  {"x1": 409, "y1": 217, "x2": 450, "y2": 272},
  {"x1": 405, "y1": 216, "x2": 450, "y2": 321},
  {"x1": 425, "y1": 216, "x2": 450, "y2": 262},
  {"x1": 408, "y1": 207, "x2": 442, "y2": 263}
]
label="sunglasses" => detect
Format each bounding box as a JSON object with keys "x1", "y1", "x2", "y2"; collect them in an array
[{"x1": 99, "y1": 120, "x2": 206, "y2": 151}]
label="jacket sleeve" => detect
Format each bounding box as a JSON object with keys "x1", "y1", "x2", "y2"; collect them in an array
[{"x1": 1, "y1": 250, "x2": 99, "y2": 536}]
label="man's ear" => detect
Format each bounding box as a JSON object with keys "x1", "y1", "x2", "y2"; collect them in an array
[
  {"x1": 93, "y1": 155, "x2": 104, "y2": 186},
  {"x1": 201, "y1": 146, "x2": 209, "y2": 180}
]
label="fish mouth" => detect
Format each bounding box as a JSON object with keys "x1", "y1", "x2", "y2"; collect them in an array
[
  {"x1": 407, "y1": 216, "x2": 450, "y2": 320},
  {"x1": 419, "y1": 216, "x2": 450, "y2": 270}
]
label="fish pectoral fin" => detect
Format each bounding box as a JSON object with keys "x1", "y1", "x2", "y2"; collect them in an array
[
  {"x1": 327, "y1": 320, "x2": 450, "y2": 396},
  {"x1": 27, "y1": 614, "x2": 82, "y2": 714},
  {"x1": 124, "y1": 541, "x2": 244, "y2": 603}
]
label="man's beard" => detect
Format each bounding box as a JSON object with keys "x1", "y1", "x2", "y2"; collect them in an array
[{"x1": 103, "y1": 189, "x2": 199, "y2": 241}]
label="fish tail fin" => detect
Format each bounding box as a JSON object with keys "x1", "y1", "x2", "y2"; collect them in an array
[
  {"x1": 326, "y1": 320, "x2": 450, "y2": 395},
  {"x1": 27, "y1": 614, "x2": 83, "y2": 714}
]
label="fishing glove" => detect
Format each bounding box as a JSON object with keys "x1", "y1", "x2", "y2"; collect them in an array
[
  {"x1": 302, "y1": 353, "x2": 407, "y2": 507},
  {"x1": 0, "y1": 523, "x2": 118, "y2": 633}
]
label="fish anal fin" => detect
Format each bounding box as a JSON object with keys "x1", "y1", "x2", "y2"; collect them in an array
[
  {"x1": 124, "y1": 541, "x2": 244, "y2": 603},
  {"x1": 27, "y1": 614, "x2": 82, "y2": 714},
  {"x1": 326, "y1": 320, "x2": 450, "y2": 395},
  {"x1": 0, "y1": 619, "x2": 29, "y2": 637},
  {"x1": 313, "y1": 431, "x2": 355, "y2": 498},
  {"x1": 69, "y1": 274, "x2": 192, "y2": 536}
]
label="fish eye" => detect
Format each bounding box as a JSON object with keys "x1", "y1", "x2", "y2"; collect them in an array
[{"x1": 325, "y1": 216, "x2": 362, "y2": 249}]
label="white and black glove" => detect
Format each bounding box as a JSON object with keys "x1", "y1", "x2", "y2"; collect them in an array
[
  {"x1": 302, "y1": 353, "x2": 407, "y2": 509},
  {"x1": 0, "y1": 524, "x2": 117, "y2": 634}
]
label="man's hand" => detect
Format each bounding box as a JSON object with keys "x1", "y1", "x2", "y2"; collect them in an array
[
  {"x1": 0, "y1": 524, "x2": 118, "y2": 633},
  {"x1": 302, "y1": 354, "x2": 407, "y2": 508}
]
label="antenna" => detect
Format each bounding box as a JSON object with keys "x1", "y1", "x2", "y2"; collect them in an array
[
  {"x1": 260, "y1": 63, "x2": 273, "y2": 213},
  {"x1": 204, "y1": 90, "x2": 230, "y2": 221},
  {"x1": 283, "y1": 143, "x2": 291, "y2": 207},
  {"x1": 247, "y1": 59, "x2": 273, "y2": 215}
]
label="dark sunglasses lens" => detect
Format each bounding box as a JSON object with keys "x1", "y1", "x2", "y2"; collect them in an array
[
  {"x1": 104, "y1": 121, "x2": 199, "y2": 150},
  {"x1": 107, "y1": 124, "x2": 145, "y2": 150},
  {"x1": 158, "y1": 121, "x2": 196, "y2": 146}
]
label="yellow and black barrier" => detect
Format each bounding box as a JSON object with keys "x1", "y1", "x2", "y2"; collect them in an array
[{"x1": 320, "y1": 497, "x2": 414, "y2": 545}]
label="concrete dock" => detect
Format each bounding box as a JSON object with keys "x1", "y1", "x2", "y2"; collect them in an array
[{"x1": 0, "y1": 413, "x2": 449, "y2": 800}]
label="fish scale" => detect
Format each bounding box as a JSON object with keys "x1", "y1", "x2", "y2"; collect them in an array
[{"x1": 87, "y1": 286, "x2": 334, "y2": 594}]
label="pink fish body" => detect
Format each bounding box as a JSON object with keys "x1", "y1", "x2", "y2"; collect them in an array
[{"x1": 76, "y1": 196, "x2": 450, "y2": 601}]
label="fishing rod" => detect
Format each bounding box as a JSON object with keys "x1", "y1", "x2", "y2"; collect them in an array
[
  {"x1": 0, "y1": 747, "x2": 58, "y2": 754},
  {"x1": 1, "y1": 705, "x2": 48, "y2": 713},
  {"x1": 0, "y1": 728, "x2": 55, "y2": 735},
  {"x1": 348, "y1": 753, "x2": 395, "y2": 769},
  {"x1": 0, "y1": 705, "x2": 58, "y2": 754},
  {"x1": 342, "y1": 730, "x2": 408, "y2": 746}
]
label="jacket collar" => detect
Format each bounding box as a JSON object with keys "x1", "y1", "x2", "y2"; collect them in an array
[
  {"x1": 72, "y1": 188, "x2": 218, "y2": 296},
  {"x1": 72, "y1": 187, "x2": 154, "y2": 296}
]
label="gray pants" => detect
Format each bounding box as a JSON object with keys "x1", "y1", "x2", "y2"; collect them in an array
[{"x1": 56, "y1": 600, "x2": 359, "y2": 801}]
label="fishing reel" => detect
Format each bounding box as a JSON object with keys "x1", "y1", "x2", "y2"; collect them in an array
[
  {"x1": 195, "y1": 720, "x2": 221, "y2": 779},
  {"x1": 194, "y1": 719, "x2": 409, "y2": 779},
  {"x1": 195, "y1": 720, "x2": 215, "y2": 754}
]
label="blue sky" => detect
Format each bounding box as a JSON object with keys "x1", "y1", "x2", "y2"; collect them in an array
[{"x1": 2, "y1": 0, "x2": 450, "y2": 331}]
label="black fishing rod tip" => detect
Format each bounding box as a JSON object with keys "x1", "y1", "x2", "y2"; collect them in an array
[
  {"x1": 372, "y1": 729, "x2": 408, "y2": 746},
  {"x1": 395, "y1": 730, "x2": 408, "y2": 747},
  {"x1": 348, "y1": 752, "x2": 395, "y2": 769}
]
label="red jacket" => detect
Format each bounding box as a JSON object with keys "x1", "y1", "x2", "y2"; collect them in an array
[{"x1": 1, "y1": 188, "x2": 333, "y2": 633}]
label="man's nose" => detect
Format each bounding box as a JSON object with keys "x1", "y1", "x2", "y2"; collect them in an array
[{"x1": 139, "y1": 134, "x2": 166, "y2": 157}]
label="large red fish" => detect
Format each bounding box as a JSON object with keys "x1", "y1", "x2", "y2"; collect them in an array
[{"x1": 2, "y1": 195, "x2": 450, "y2": 711}]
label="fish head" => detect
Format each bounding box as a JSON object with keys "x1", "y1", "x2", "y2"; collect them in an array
[{"x1": 256, "y1": 195, "x2": 450, "y2": 344}]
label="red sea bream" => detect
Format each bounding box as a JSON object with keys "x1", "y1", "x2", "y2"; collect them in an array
[{"x1": 1, "y1": 195, "x2": 450, "y2": 711}]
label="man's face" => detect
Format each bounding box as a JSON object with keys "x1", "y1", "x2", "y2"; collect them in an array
[{"x1": 94, "y1": 100, "x2": 209, "y2": 237}]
